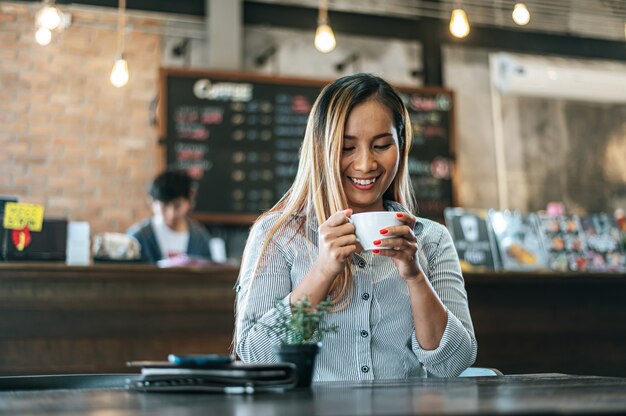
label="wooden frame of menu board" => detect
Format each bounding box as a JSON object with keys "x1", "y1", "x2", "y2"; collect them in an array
[{"x1": 159, "y1": 68, "x2": 457, "y2": 225}]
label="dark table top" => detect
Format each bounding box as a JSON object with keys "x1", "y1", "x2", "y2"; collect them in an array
[{"x1": 2, "y1": 373, "x2": 626, "y2": 415}]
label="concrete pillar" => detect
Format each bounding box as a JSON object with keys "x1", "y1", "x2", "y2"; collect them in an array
[{"x1": 206, "y1": 0, "x2": 242, "y2": 70}]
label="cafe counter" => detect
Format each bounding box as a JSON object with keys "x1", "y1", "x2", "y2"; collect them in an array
[
  {"x1": 0, "y1": 262, "x2": 239, "y2": 376},
  {"x1": 1, "y1": 262, "x2": 625, "y2": 376}
]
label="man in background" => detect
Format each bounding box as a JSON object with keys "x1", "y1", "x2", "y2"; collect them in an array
[{"x1": 128, "y1": 170, "x2": 212, "y2": 263}]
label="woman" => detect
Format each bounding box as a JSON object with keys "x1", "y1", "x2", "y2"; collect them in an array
[{"x1": 235, "y1": 73, "x2": 476, "y2": 381}]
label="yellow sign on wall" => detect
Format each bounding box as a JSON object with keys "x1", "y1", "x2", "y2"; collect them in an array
[{"x1": 2, "y1": 202, "x2": 45, "y2": 232}]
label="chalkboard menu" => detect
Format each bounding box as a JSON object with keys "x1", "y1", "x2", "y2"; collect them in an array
[
  {"x1": 401, "y1": 88, "x2": 456, "y2": 221},
  {"x1": 160, "y1": 68, "x2": 456, "y2": 224}
]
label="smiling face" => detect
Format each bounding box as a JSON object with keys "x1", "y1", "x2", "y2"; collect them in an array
[{"x1": 340, "y1": 99, "x2": 400, "y2": 213}]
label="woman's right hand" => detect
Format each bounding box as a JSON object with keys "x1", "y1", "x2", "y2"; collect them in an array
[{"x1": 315, "y1": 208, "x2": 357, "y2": 279}]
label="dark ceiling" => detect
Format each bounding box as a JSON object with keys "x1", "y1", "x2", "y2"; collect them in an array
[{"x1": 20, "y1": 0, "x2": 206, "y2": 16}]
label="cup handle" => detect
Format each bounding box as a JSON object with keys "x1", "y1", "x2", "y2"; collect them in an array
[{"x1": 346, "y1": 217, "x2": 360, "y2": 243}]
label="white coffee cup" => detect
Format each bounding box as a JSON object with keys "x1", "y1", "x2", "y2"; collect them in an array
[{"x1": 350, "y1": 211, "x2": 403, "y2": 251}]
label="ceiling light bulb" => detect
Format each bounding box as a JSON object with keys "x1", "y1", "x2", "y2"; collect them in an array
[
  {"x1": 512, "y1": 3, "x2": 531, "y2": 26},
  {"x1": 314, "y1": 22, "x2": 336, "y2": 53},
  {"x1": 34, "y1": 27, "x2": 52, "y2": 46},
  {"x1": 450, "y1": 8, "x2": 470, "y2": 38},
  {"x1": 36, "y1": 5, "x2": 62, "y2": 30},
  {"x1": 110, "y1": 57, "x2": 129, "y2": 88}
]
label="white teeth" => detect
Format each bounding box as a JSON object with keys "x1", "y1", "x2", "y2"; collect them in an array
[{"x1": 351, "y1": 177, "x2": 376, "y2": 186}]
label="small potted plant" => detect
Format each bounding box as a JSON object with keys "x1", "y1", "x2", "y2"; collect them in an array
[{"x1": 250, "y1": 296, "x2": 337, "y2": 388}]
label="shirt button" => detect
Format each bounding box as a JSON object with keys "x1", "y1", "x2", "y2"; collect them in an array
[
  {"x1": 361, "y1": 365, "x2": 370, "y2": 373},
  {"x1": 357, "y1": 259, "x2": 366, "y2": 268},
  {"x1": 361, "y1": 292, "x2": 370, "y2": 300},
  {"x1": 360, "y1": 330, "x2": 369, "y2": 338}
]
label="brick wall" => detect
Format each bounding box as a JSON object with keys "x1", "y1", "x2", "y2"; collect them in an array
[{"x1": 0, "y1": 2, "x2": 163, "y2": 234}]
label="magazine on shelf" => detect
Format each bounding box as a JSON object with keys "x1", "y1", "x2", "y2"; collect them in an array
[
  {"x1": 444, "y1": 208, "x2": 499, "y2": 270},
  {"x1": 580, "y1": 214, "x2": 626, "y2": 272},
  {"x1": 537, "y1": 214, "x2": 588, "y2": 271},
  {"x1": 488, "y1": 210, "x2": 548, "y2": 271},
  {"x1": 126, "y1": 360, "x2": 297, "y2": 393}
]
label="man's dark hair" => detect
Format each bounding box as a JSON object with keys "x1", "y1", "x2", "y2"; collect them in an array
[{"x1": 149, "y1": 171, "x2": 192, "y2": 203}]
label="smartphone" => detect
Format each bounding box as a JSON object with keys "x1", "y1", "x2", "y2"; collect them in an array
[{"x1": 167, "y1": 353, "x2": 234, "y2": 367}]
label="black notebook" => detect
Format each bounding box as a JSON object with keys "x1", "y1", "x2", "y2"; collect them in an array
[{"x1": 126, "y1": 361, "x2": 297, "y2": 393}]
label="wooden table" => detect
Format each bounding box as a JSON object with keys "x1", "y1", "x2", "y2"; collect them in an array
[{"x1": 1, "y1": 374, "x2": 626, "y2": 415}]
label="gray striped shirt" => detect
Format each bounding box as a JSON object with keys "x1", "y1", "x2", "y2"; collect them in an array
[{"x1": 235, "y1": 201, "x2": 477, "y2": 381}]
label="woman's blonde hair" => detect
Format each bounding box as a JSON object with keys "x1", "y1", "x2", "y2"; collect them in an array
[{"x1": 244, "y1": 73, "x2": 415, "y2": 307}]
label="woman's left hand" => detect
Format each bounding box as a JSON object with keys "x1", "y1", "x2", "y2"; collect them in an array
[{"x1": 373, "y1": 212, "x2": 425, "y2": 282}]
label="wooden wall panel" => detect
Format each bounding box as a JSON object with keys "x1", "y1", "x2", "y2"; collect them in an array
[
  {"x1": 0, "y1": 263, "x2": 238, "y2": 375},
  {"x1": 466, "y1": 272, "x2": 626, "y2": 377}
]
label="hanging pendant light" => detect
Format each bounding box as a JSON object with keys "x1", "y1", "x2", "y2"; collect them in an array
[
  {"x1": 449, "y1": 5, "x2": 470, "y2": 38},
  {"x1": 314, "y1": 0, "x2": 336, "y2": 53},
  {"x1": 110, "y1": 55, "x2": 130, "y2": 87},
  {"x1": 110, "y1": 0, "x2": 129, "y2": 87},
  {"x1": 512, "y1": 2, "x2": 531, "y2": 26},
  {"x1": 33, "y1": 0, "x2": 71, "y2": 46},
  {"x1": 34, "y1": 27, "x2": 52, "y2": 46},
  {"x1": 35, "y1": 3, "x2": 62, "y2": 30}
]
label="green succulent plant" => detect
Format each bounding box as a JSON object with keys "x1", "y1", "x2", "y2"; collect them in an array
[{"x1": 251, "y1": 296, "x2": 338, "y2": 345}]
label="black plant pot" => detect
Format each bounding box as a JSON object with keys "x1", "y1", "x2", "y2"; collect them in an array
[{"x1": 276, "y1": 343, "x2": 320, "y2": 388}]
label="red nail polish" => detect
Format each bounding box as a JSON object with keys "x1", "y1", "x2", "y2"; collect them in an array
[
  {"x1": 396, "y1": 213, "x2": 403, "y2": 218},
  {"x1": 372, "y1": 249, "x2": 380, "y2": 254},
  {"x1": 373, "y1": 240, "x2": 381, "y2": 246},
  {"x1": 380, "y1": 229, "x2": 388, "y2": 235}
]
